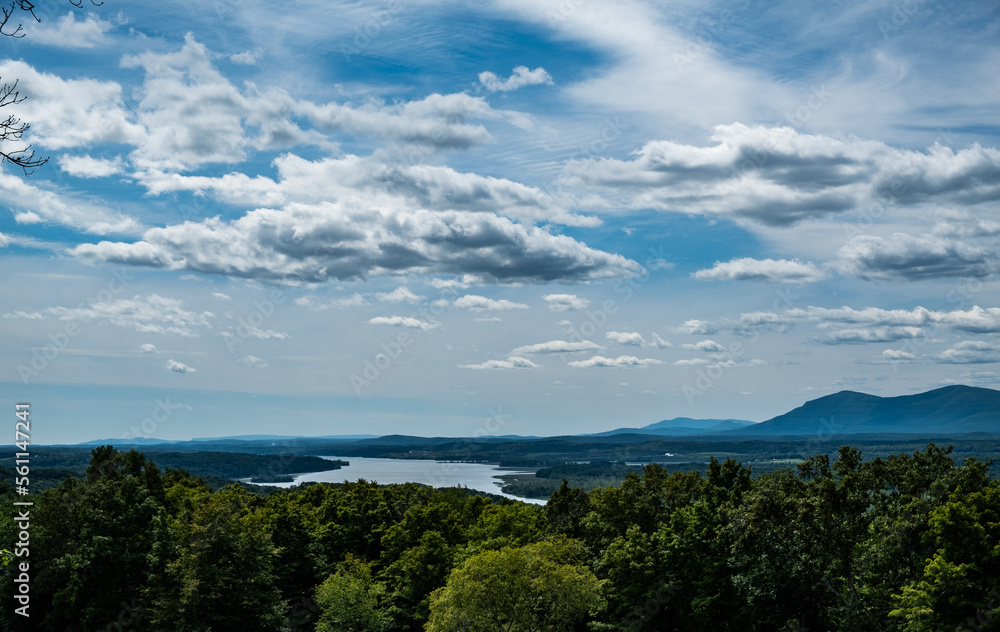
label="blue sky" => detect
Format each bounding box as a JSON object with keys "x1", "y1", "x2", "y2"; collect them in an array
[{"x1": 2, "y1": 0, "x2": 999, "y2": 443}]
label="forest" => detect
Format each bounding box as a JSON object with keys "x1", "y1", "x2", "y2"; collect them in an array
[{"x1": 2, "y1": 442, "x2": 999, "y2": 632}]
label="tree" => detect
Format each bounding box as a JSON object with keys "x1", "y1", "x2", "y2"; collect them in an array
[
  {"x1": 315, "y1": 556, "x2": 392, "y2": 632},
  {"x1": 426, "y1": 538, "x2": 604, "y2": 632},
  {"x1": 1, "y1": 0, "x2": 105, "y2": 174}
]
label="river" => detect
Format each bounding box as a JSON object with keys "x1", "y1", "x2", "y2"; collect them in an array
[{"x1": 255, "y1": 456, "x2": 546, "y2": 505}]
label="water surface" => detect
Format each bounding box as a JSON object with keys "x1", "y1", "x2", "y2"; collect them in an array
[{"x1": 258, "y1": 456, "x2": 545, "y2": 505}]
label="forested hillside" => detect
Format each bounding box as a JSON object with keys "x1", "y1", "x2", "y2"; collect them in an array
[{"x1": 2, "y1": 444, "x2": 998, "y2": 631}]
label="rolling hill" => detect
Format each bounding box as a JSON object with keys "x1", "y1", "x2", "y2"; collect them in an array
[{"x1": 729, "y1": 385, "x2": 1000, "y2": 435}]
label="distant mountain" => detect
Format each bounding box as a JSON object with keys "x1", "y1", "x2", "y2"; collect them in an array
[
  {"x1": 593, "y1": 417, "x2": 755, "y2": 437},
  {"x1": 729, "y1": 385, "x2": 1000, "y2": 435}
]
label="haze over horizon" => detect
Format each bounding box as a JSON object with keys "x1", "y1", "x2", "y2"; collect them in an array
[{"x1": 2, "y1": 1, "x2": 999, "y2": 444}]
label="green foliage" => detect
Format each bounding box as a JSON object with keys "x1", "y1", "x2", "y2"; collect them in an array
[
  {"x1": 426, "y1": 538, "x2": 604, "y2": 632},
  {"x1": 9, "y1": 442, "x2": 999, "y2": 632},
  {"x1": 316, "y1": 556, "x2": 392, "y2": 632}
]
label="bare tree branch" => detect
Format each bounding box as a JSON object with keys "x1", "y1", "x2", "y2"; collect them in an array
[
  {"x1": 0, "y1": 1, "x2": 107, "y2": 175},
  {"x1": 0, "y1": 80, "x2": 48, "y2": 174}
]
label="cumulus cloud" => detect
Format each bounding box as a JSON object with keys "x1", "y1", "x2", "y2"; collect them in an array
[
  {"x1": 151, "y1": 153, "x2": 599, "y2": 227},
  {"x1": 562, "y1": 124, "x2": 1000, "y2": 226},
  {"x1": 568, "y1": 355, "x2": 665, "y2": 368},
  {"x1": 59, "y1": 155, "x2": 126, "y2": 178},
  {"x1": 166, "y1": 359, "x2": 196, "y2": 373},
  {"x1": 606, "y1": 331, "x2": 645, "y2": 346},
  {"x1": 230, "y1": 50, "x2": 259, "y2": 65},
  {"x1": 712, "y1": 305, "x2": 1000, "y2": 339},
  {"x1": 298, "y1": 91, "x2": 499, "y2": 150},
  {"x1": 694, "y1": 258, "x2": 826, "y2": 283},
  {"x1": 837, "y1": 233, "x2": 999, "y2": 281},
  {"x1": 212, "y1": 292, "x2": 232, "y2": 301},
  {"x1": 29, "y1": 12, "x2": 117, "y2": 48},
  {"x1": 0, "y1": 60, "x2": 144, "y2": 151},
  {"x1": 605, "y1": 331, "x2": 671, "y2": 348},
  {"x1": 71, "y1": 204, "x2": 638, "y2": 285},
  {"x1": 511, "y1": 340, "x2": 602, "y2": 355},
  {"x1": 936, "y1": 340, "x2": 1000, "y2": 364},
  {"x1": 296, "y1": 293, "x2": 368, "y2": 310},
  {"x1": 479, "y1": 66, "x2": 553, "y2": 92},
  {"x1": 376, "y1": 287, "x2": 423, "y2": 303},
  {"x1": 0, "y1": 171, "x2": 141, "y2": 235},
  {"x1": 542, "y1": 293, "x2": 589, "y2": 311},
  {"x1": 460, "y1": 356, "x2": 540, "y2": 369},
  {"x1": 4, "y1": 294, "x2": 214, "y2": 336},
  {"x1": 816, "y1": 327, "x2": 925, "y2": 344},
  {"x1": 139, "y1": 343, "x2": 158, "y2": 354},
  {"x1": 678, "y1": 319, "x2": 717, "y2": 335},
  {"x1": 681, "y1": 339, "x2": 727, "y2": 353},
  {"x1": 453, "y1": 295, "x2": 530, "y2": 311},
  {"x1": 369, "y1": 315, "x2": 439, "y2": 331},
  {"x1": 238, "y1": 355, "x2": 268, "y2": 368}
]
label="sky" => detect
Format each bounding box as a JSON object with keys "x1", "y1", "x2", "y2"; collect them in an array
[{"x1": 1, "y1": 0, "x2": 999, "y2": 444}]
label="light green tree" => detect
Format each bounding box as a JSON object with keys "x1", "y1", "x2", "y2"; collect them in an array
[
  {"x1": 315, "y1": 556, "x2": 392, "y2": 632},
  {"x1": 426, "y1": 538, "x2": 604, "y2": 632}
]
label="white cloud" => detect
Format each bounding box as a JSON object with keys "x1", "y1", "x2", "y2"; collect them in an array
[
  {"x1": 568, "y1": 355, "x2": 664, "y2": 368},
  {"x1": 542, "y1": 293, "x2": 589, "y2": 311},
  {"x1": 453, "y1": 295, "x2": 529, "y2": 312},
  {"x1": 139, "y1": 343, "x2": 158, "y2": 354},
  {"x1": 59, "y1": 155, "x2": 125, "y2": 178},
  {"x1": 881, "y1": 349, "x2": 917, "y2": 361},
  {"x1": 837, "y1": 233, "x2": 999, "y2": 281},
  {"x1": 368, "y1": 315, "x2": 439, "y2": 331},
  {"x1": 296, "y1": 293, "x2": 369, "y2": 310},
  {"x1": 816, "y1": 327, "x2": 925, "y2": 344},
  {"x1": 678, "y1": 319, "x2": 717, "y2": 335},
  {"x1": 8, "y1": 294, "x2": 214, "y2": 336},
  {"x1": 937, "y1": 340, "x2": 1000, "y2": 364},
  {"x1": 650, "y1": 333, "x2": 672, "y2": 348},
  {"x1": 376, "y1": 287, "x2": 423, "y2": 303},
  {"x1": 563, "y1": 124, "x2": 1000, "y2": 227},
  {"x1": 166, "y1": 359, "x2": 196, "y2": 374},
  {"x1": 732, "y1": 305, "x2": 1000, "y2": 335},
  {"x1": 238, "y1": 355, "x2": 268, "y2": 368},
  {"x1": 230, "y1": 50, "x2": 260, "y2": 65},
  {"x1": 479, "y1": 66, "x2": 553, "y2": 92},
  {"x1": 0, "y1": 171, "x2": 141, "y2": 235},
  {"x1": 298, "y1": 91, "x2": 499, "y2": 150},
  {"x1": 673, "y1": 358, "x2": 710, "y2": 366},
  {"x1": 29, "y1": 12, "x2": 117, "y2": 49},
  {"x1": 212, "y1": 292, "x2": 232, "y2": 301},
  {"x1": 511, "y1": 340, "x2": 602, "y2": 355},
  {"x1": 222, "y1": 326, "x2": 288, "y2": 341},
  {"x1": 0, "y1": 60, "x2": 144, "y2": 150},
  {"x1": 694, "y1": 258, "x2": 826, "y2": 283},
  {"x1": 681, "y1": 339, "x2": 727, "y2": 353},
  {"x1": 606, "y1": 331, "x2": 646, "y2": 346},
  {"x1": 71, "y1": 204, "x2": 638, "y2": 284},
  {"x1": 428, "y1": 277, "x2": 471, "y2": 290},
  {"x1": 460, "y1": 356, "x2": 540, "y2": 369}
]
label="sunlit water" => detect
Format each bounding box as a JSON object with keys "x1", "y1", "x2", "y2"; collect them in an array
[{"x1": 254, "y1": 456, "x2": 546, "y2": 505}]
